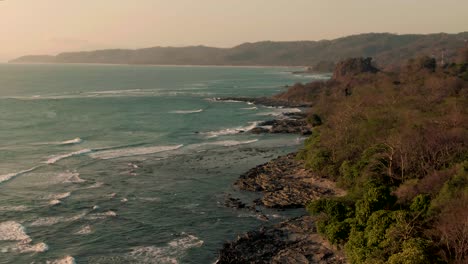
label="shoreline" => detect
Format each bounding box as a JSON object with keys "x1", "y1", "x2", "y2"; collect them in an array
[
  {"x1": 218, "y1": 97, "x2": 346, "y2": 263},
  {"x1": 5, "y1": 62, "x2": 309, "y2": 69}
]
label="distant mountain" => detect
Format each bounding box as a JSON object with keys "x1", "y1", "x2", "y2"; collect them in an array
[{"x1": 10, "y1": 32, "x2": 468, "y2": 68}]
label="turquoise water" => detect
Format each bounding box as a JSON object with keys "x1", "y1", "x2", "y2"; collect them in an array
[{"x1": 0, "y1": 64, "x2": 323, "y2": 264}]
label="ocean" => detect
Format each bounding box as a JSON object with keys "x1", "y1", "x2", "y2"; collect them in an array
[{"x1": 0, "y1": 63, "x2": 328, "y2": 264}]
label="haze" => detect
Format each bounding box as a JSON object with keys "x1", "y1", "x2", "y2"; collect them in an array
[{"x1": 1, "y1": 0, "x2": 468, "y2": 62}]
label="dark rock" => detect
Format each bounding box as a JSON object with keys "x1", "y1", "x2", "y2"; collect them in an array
[
  {"x1": 333, "y1": 57, "x2": 379, "y2": 81},
  {"x1": 251, "y1": 127, "x2": 271, "y2": 134},
  {"x1": 224, "y1": 196, "x2": 246, "y2": 209},
  {"x1": 218, "y1": 216, "x2": 346, "y2": 264},
  {"x1": 235, "y1": 153, "x2": 344, "y2": 208},
  {"x1": 255, "y1": 118, "x2": 312, "y2": 135}
]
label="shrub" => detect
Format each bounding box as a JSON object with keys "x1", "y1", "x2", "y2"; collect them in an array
[{"x1": 387, "y1": 239, "x2": 431, "y2": 264}]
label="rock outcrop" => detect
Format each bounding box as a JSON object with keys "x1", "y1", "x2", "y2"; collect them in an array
[
  {"x1": 332, "y1": 57, "x2": 379, "y2": 81},
  {"x1": 235, "y1": 153, "x2": 344, "y2": 208},
  {"x1": 218, "y1": 216, "x2": 346, "y2": 264},
  {"x1": 252, "y1": 115, "x2": 312, "y2": 135}
]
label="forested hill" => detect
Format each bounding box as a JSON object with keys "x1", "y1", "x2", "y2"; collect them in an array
[
  {"x1": 280, "y1": 46, "x2": 467, "y2": 263},
  {"x1": 10, "y1": 32, "x2": 468, "y2": 68}
]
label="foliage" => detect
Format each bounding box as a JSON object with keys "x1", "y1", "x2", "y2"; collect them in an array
[{"x1": 298, "y1": 49, "x2": 467, "y2": 263}]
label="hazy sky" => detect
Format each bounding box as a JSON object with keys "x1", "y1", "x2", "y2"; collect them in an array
[{"x1": 1, "y1": 0, "x2": 468, "y2": 61}]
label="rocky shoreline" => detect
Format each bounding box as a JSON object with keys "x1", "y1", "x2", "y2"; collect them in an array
[
  {"x1": 215, "y1": 93, "x2": 347, "y2": 263},
  {"x1": 217, "y1": 103, "x2": 346, "y2": 263},
  {"x1": 218, "y1": 152, "x2": 346, "y2": 263},
  {"x1": 251, "y1": 112, "x2": 312, "y2": 135},
  {"x1": 235, "y1": 153, "x2": 344, "y2": 208},
  {"x1": 218, "y1": 215, "x2": 346, "y2": 264}
]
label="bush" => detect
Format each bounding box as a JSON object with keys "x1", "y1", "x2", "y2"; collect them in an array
[
  {"x1": 387, "y1": 239, "x2": 431, "y2": 264},
  {"x1": 355, "y1": 185, "x2": 395, "y2": 225},
  {"x1": 308, "y1": 113, "x2": 323, "y2": 127}
]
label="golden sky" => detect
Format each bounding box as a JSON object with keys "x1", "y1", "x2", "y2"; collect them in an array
[{"x1": 1, "y1": 0, "x2": 467, "y2": 61}]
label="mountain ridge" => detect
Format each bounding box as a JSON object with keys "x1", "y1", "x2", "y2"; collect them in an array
[{"x1": 10, "y1": 32, "x2": 468, "y2": 68}]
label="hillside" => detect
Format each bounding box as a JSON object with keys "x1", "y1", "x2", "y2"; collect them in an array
[
  {"x1": 286, "y1": 47, "x2": 468, "y2": 263},
  {"x1": 10, "y1": 32, "x2": 468, "y2": 68}
]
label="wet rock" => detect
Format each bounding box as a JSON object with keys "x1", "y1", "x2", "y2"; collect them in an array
[
  {"x1": 224, "y1": 196, "x2": 246, "y2": 209},
  {"x1": 251, "y1": 127, "x2": 271, "y2": 134},
  {"x1": 235, "y1": 153, "x2": 344, "y2": 208},
  {"x1": 251, "y1": 116, "x2": 312, "y2": 135},
  {"x1": 218, "y1": 216, "x2": 346, "y2": 264}
]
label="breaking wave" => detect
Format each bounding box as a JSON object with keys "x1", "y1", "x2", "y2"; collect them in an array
[
  {"x1": 169, "y1": 109, "x2": 204, "y2": 114},
  {"x1": 129, "y1": 234, "x2": 204, "y2": 264},
  {"x1": 203, "y1": 122, "x2": 259, "y2": 138},
  {"x1": 0, "y1": 166, "x2": 40, "y2": 184},
  {"x1": 59, "y1": 138, "x2": 83, "y2": 145},
  {"x1": 203, "y1": 139, "x2": 259, "y2": 147},
  {"x1": 46, "y1": 149, "x2": 93, "y2": 164},
  {"x1": 46, "y1": 256, "x2": 76, "y2": 264},
  {"x1": 89, "y1": 145, "x2": 183, "y2": 160},
  {"x1": 0, "y1": 221, "x2": 48, "y2": 253}
]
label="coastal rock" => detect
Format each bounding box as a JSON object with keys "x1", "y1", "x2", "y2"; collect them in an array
[
  {"x1": 235, "y1": 153, "x2": 344, "y2": 208},
  {"x1": 218, "y1": 216, "x2": 346, "y2": 264},
  {"x1": 224, "y1": 195, "x2": 247, "y2": 209},
  {"x1": 250, "y1": 111, "x2": 312, "y2": 135},
  {"x1": 251, "y1": 127, "x2": 271, "y2": 134},
  {"x1": 256, "y1": 119, "x2": 312, "y2": 135},
  {"x1": 332, "y1": 57, "x2": 379, "y2": 81}
]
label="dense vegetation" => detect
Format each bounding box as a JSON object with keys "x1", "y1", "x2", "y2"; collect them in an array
[
  {"x1": 287, "y1": 48, "x2": 468, "y2": 263},
  {"x1": 10, "y1": 32, "x2": 468, "y2": 69}
]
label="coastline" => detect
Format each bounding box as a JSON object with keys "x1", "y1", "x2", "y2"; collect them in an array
[
  {"x1": 5, "y1": 62, "x2": 308, "y2": 69},
  {"x1": 217, "y1": 98, "x2": 346, "y2": 263}
]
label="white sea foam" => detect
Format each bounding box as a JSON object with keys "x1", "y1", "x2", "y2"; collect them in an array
[
  {"x1": 129, "y1": 234, "x2": 203, "y2": 264},
  {"x1": 86, "y1": 210, "x2": 117, "y2": 220},
  {"x1": 46, "y1": 256, "x2": 76, "y2": 264},
  {"x1": 169, "y1": 109, "x2": 203, "y2": 114},
  {"x1": 32, "y1": 137, "x2": 83, "y2": 146},
  {"x1": 47, "y1": 192, "x2": 71, "y2": 205},
  {"x1": 49, "y1": 200, "x2": 61, "y2": 206},
  {"x1": 84, "y1": 181, "x2": 104, "y2": 189},
  {"x1": 62, "y1": 172, "x2": 86, "y2": 183},
  {"x1": 74, "y1": 225, "x2": 92, "y2": 235},
  {"x1": 205, "y1": 97, "x2": 249, "y2": 103},
  {"x1": 0, "y1": 221, "x2": 30, "y2": 241},
  {"x1": 89, "y1": 145, "x2": 183, "y2": 160},
  {"x1": 60, "y1": 138, "x2": 83, "y2": 145},
  {"x1": 48, "y1": 192, "x2": 71, "y2": 200},
  {"x1": 256, "y1": 107, "x2": 302, "y2": 117},
  {"x1": 0, "y1": 166, "x2": 39, "y2": 184},
  {"x1": 241, "y1": 106, "x2": 257, "y2": 110},
  {"x1": 14, "y1": 241, "x2": 49, "y2": 253},
  {"x1": 88, "y1": 89, "x2": 143, "y2": 95},
  {"x1": 0, "y1": 206, "x2": 29, "y2": 212},
  {"x1": 204, "y1": 139, "x2": 259, "y2": 147},
  {"x1": 29, "y1": 212, "x2": 87, "y2": 227},
  {"x1": 203, "y1": 122, "x2": 259, "y2": 138},
  {"x1": 138, "y1": 197, "x2": 161, "y2": 202},
  {"x1": 20, "y1": 172, "x2": 85, "y2": 186},
  {"x1": 46, "y1": 149, "x2": 92, "y2": 164},
  {"x1": 0, "y1": 221, "x2": 48, "y2": 253}
]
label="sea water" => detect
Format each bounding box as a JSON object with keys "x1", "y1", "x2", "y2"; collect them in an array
[{"x1": 0, "y1": 64, "x2": 326, "y2": 264}]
